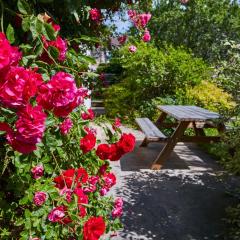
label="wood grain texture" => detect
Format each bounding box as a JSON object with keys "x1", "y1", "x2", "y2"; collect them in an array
[{"x1": 157, "y1": 105, "x2": 221, "y2": 121}]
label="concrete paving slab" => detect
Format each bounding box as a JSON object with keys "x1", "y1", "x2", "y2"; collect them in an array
[{"x1": 94, "y1": 123, "x2": 239, "y2": 240}]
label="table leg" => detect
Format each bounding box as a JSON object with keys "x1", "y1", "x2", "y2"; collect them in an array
[
  {"x1": 140, "y1": 137, "x2": 149, "y2": 147},
  {"x1": 193, "y1": 122, "x2": 205, "y2": 136},
  {"x1": 155, "y1": 112, "x2": 167, "y2": 127},
  {"x1": 151, "y1": 121, "x2": 190, "y2": 170}
]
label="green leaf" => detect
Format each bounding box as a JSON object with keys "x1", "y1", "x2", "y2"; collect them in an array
[
  {"x1": 79, "y1": 35, "x2": 100, "y2": 43},
  {"x1": 6, "y1": 24, "x2": 15, "y2": 44},
  {"x1": 22, "y1": 17, "x2": 31, "y2": 32},
  {"x1": 17, "y1": 0, "x2": 31, "y2": 15},
  {"x1": 48, "y1": 46, "x2": 59, "y2": 59},
  {"x1": 43, "y1": 23, "x2": 56, "y2": 41}
]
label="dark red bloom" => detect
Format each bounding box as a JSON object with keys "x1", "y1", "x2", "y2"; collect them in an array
[
  {"x1": 54, "y1": 168, "x2": 88, "y2": 190},
  {"x1": 83, "y1": 216, "x2": 106, "y2": 240},
  {"x1": 80, "y1": 132, "x2": 96, "y2": 154}
]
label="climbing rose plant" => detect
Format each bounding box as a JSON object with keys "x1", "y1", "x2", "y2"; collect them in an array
[{"x1": 0, "y1": 1, "x2": 141, "y2": 239}]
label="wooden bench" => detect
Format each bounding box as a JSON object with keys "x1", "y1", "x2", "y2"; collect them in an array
[
  {"x1": 135, "y1": 106, "x2": 225, "y2": 170},
  {"x1": 135, "y1": 118, "x2": 168, "y2": 146}
]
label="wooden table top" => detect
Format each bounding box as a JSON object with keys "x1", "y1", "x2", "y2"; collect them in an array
[{"x1": 157, "y1": 105, "x2": 221, "y2": 121}]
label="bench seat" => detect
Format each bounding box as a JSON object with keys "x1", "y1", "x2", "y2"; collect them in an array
[{"x1": 135, "y1": 118, "x2": 168, "y2": 141}]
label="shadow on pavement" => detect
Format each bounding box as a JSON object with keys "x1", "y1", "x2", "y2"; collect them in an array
[{"x1": 115, "y1": 171, "x2": 238, "y2": 240}]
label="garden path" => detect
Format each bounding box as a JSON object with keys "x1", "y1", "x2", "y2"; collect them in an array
[{"x1": 94, "y1": 124, "x2": 239, "y2": 240}]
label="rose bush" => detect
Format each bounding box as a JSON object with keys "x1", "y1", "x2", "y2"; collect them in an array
[{"x1": 0, "y1": 0, "x2": 140, "y2": 239}]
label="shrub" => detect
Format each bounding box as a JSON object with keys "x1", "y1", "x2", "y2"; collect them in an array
[
  {"x1": 177, "y1": 81, "x2": 236, "y2": 113},
  {"x1": 105, "y1": 43, "x2": 210, "y2": 120}
]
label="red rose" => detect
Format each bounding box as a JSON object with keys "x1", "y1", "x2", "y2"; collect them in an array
[
  {"x1": 54, "y1": 168, "x2": 88, "y2": 189},
  {"x1": 96, "y1": 144, "x2": 112, "y2": 160},
  {"x1": 48, "y1": 205, "x2": 72, "y2": 224},
  {"x1": 117, "y1": 133, "x2": 135, "y2": 153},
  {"x1": 0, "y1": 67, "x2": 43, "y2": 109},
  {"x1": 80, "y1": 132, "x2": 96, "y2": 154},
  {"x1": 83, "y1": 216, "x2": 106, "y2": 240},
  {"x1": 37, "y1": 72, "x2": 87, "y2": 117},
  {"x1": 108, "y1": 144, "x2": 124, "y2": 161},
  {"x1": 74, "y1": 188, "x2": 88, "y2": 217},
  {"x1": 81, "y1": 109, "x2": 94, "y2": 120}
]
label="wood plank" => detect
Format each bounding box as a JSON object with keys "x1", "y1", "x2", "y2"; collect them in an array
[
  {"x1": 158, "y1": 105, "x2": 221, "y2": 121},
  {"x1": 135, "y1": 118, "x2": 167, "y2": 141}
]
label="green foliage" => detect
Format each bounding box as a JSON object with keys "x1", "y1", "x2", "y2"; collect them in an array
[
  {"x1": 177, "y1": 81, "x2": 236, "y2": 113},
  {"x1": 150, "y1": 0, "x2": 240, "y2": 62},
  {"x1": 105, "y1": 43, "x2": 210, "y2": 120}
]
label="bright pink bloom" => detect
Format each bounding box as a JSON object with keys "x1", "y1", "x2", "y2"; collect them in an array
[
  {"x1": 100, "y1": 187, "x2": 108, "y2": 196},
  {"x1": 81, "y1": 109, "x2": 94, "y2": 120},
  {"x1": 129, "y1": 45, "x2": 137, "y2": 53},
  {"x1": 15, "y1": 104, "x2": 46, "y2": 145},
  {"x1": 103, "y1": 172, "x2": 116, "y2": 189},
  {"x1": 130, "y1": 13, "x2": 151, "y2": 29},
  {"x1": 0, "y1": 67, "x2": 43, "y2": 109},
  {"x1": 112, "y1": 197, "x2": 123, "y2": 218},
  {"x1": 112, "y1": 118, "x2": 121, "y2": 130},
  {"x1": 48, "y1": 206, "x2": 65, "y2": 222},
  {"x1": 127, "y1": 10, "x2": 137, "y2": 19},
  {"x1": 89, "y1": 8, "x2": 101, "y2": 22},
  {"x1": 60, "y1": 187, "x2": 73, "y2": 203},
  {"x1": 37, "y1": 72, "x2": 87, "y2": 117},
  {"x1": 84, "y1": 176, "x2": 99, "y2": 193},
  {"x1": 80, "y1": 132, "x2": 96, "y2": 154},
  {"x1": 142, "y1": 29, "x2": 151, "y2": 42},
  {"x1": 60, "y1": 118, "x2": 73, "y2": 135},
  {"x1": 0, "y1": 33, "x2": 21, "y2": 80},
  {"x1": 31, "y1": 165, "x2": 44, "y2": 179},
  {"x1": 33, "y1": 192, "x2": 47, "y2": 206},
  {"x1": 114, "y1": 197, "x2": 123, "y2": 208}
]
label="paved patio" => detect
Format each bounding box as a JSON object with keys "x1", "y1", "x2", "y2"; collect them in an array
[{"x1": 95, "y1": 124, "x2": 239, "y2": 240}]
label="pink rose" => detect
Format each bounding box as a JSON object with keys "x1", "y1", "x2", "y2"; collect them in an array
[
  {"x1": 0, "y1": 67, "x2": 43, "y2": 109},
  {"x1": 100, "y1": 187, "x2": 109, "y2": 196},
  {"x1": 59, "y1": 118, "x2": 73, "y2": 135},
  {"x1": 89, "y1": 8, "x2": 101, "y2": 22},
  {"x1": 15, "y1": 104, "x2": 46, "y2": 145},
  {"x1": 37, "y1": 72, "x2": 87, "y2": 117},
  {"x1": 129, "y1": 45, "x2": 137, "y2": 53},
  {"x1": 0, "y1": 33, "x2": 21, "y2": 80},
  {"x1": 112, "y1": 118, "x2": 121, "y2": 130},
  {"x1": 60, "y1": 187, "x2": 73, "y2": 203},
  {"x1": 48, "y1": 206, "x2": 65, "y2": 222},
  {"x1": 112, "y1": 207, "x2": 123, "y2": 218},
  {"x1": 142, "y1": 29, "x2": 151, "y2": 42},
  {"x1": 103, "y1": 172, "x2": 116, "y2": 189},
  {"x1": 31, "y1": 165, "x2": 44, "y2": 179},
  {"x1": 33, "y1": 192, "x2": 47, "y2": 206},
  {"x1": 114, "y1": 197, "x2": 123, "y2": 208},
  {"x1": 41, "y1": 36, "x2": 67, "y2": 63}
]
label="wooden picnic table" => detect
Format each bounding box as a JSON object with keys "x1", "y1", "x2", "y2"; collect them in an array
[{"x1": 135, "y1": 105, "x2": 225, "y2": 170}]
